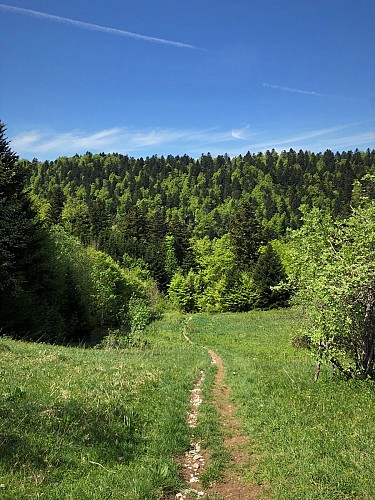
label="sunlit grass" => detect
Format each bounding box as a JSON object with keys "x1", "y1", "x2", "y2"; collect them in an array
[
  {"x1": 2, "y1": 309, "x2": 374, "y2": 498},
  {"x1": 0, "y1": 313, "x2": 211, "y2": 499},
  {"x1": 189, "y1": 309, "x2": 375, "y2": 499}
]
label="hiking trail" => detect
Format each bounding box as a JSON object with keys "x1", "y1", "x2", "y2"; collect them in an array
[{"x1": 174, "y1": 317, "x2": 263, "y2": 499}]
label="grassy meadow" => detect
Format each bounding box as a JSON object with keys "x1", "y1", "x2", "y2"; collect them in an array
[
  {"x1": 188, "y1": 309, "x2": 375, "y2": 499},
  {"x1": 1, "y1": 309, "x2": 375, "y2": 499},
  {"x1": 0, "y1": 315, "x2": 211, "y2": 499}
]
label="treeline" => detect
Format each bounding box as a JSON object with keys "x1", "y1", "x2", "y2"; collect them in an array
[
  {"x1": 0, "y1": 124, "x2": 158, "y2": 344},
  {"x1": 28, "y1": 148, "x2": 375, "y2": 240},
  {"x1": 3, "y1": 120, "x2": 375, "y2": 376},
  {"x1": 24, "y1": 148, "x2": 375, "y2": 312}
]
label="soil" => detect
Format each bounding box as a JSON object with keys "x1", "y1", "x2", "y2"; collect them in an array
[
  {"x1": 174, "y1": 325, "x2": 265, "y2": 499},
  {"x1": 204, "y1": 348, "x2": 263, "y2": 500}
]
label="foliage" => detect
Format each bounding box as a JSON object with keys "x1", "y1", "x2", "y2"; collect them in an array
[
  {"x1": 52, "y1": 228, "x2": 155, "y2": 340},
  {"x1": 192, "y1": 234, "x2": 237, "y2": 312},
  {"x1": 222, "y1": 271, "x2": 260, "y2": 312},
  {"x1": 0, "y1": 123, "x2": 156, "y2": 344},
  {"x1": 51, "y1": 226, "x2": 94, "y2": 341},
  {"x1": 168, "y1": 269, "x2": 198, "y2": 313},
  {"x1": 169, "y1": 236, "x2": 287, "y2": 313},
  {"x1": 28, "y1": 149, "x2": 375, "y2": 246},
  {"x1": 127, "y1": 294, "x2": 151, "y2": 335},
  {"x1": 5, "y1": 126, "x2": 375, "y2": 336},
  {"x1": 253, "y1": 242, "x2": 290, "y2": 309},
  {"x1": 27, "y1": 148, "x2": 375, "y2": 302},
  {"x1": 291, "y1": 203, "x2": 375, "y2": 379},
  {"x1": 229, "y1": 199, "x2": 264, "y2": 267},
  {"x1": 94, "y1": 328, "x2": 148, "y2": 349},
  {"x1": 169, "y1": 235, "x2": 241, "y2": 313},
  {"x1": 0, "y1": 123, "x2": 65, "y2": 340}
]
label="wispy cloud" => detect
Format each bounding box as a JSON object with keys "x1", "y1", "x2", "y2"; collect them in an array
[
  {"x1": 0, "y1": 3, "x2": 201, "y2": 49},
  {"x1": 311, "y1": 131, "x2": 375, "y2": 151},
  {"x1": 262, "y1": 82, "x2": 375, "y2": 107},
  {"x1": 11, "y1": 122, "x2": 374, "y2": 160},
  {"x1": 262, "y1": 83, "x2": 374, "y2": 104},
  {"x1": 11, "y1": 126, "x2": 240, "y2": 158},
  {"x1": 13, "y1": 128, "x2": 123, "y2": 155},
  {"x1": 231, "y1": 125, "x2": 252, "y2": 140},
  {"x1": 244, "y1": 123, "x2": 375, "y2": 153},
  {"x1": 248, "y1": 124, "x2": 355, "y2": 150},
  {"x1": 263, "y1": 83, "x2": 329, "y2": 97}
]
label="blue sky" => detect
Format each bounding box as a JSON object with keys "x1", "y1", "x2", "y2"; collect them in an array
[{"x1": 1, "y1": 0, "x2": 374, "y2": 160}]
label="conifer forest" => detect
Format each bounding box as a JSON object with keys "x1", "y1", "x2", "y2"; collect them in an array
[{"x1": 2, "y1": 121, "x2": 375, "y2": 379}]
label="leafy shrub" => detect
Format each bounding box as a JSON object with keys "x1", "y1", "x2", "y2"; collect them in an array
[
  {"x1": 168, "y1": 270, "x2": 197, "y2": 312},
  {"x1": 290, "y1": 333, "x2": 311, "y2": 349},
  {"x1": 95, "y1": 328, "x2": 148, "y2": 349},
  {"x1": 128, "y1": 294, "x2": 151, "y2": 335},
  {"x1": 223, "y1": 273, "x2": 260, "y2": 312},
  {"x1": 291, "y1": 203, "x2": 375, "y2": 379},
  {"x1": 51, "y1": 227, "x2": 156, "y2": 343}
]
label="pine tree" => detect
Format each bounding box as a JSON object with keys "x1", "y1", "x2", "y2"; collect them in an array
[
  {"x1": 0, "y1": 122, "x2": 33, "y2": 294},
  {"x1": 49, "y1": 185, "x2": 66, "y2": 224},
  {"x1": 0, "y1": 123, "x2": 64, "y2": 339},
  {"x1": 253, "y1": 243, "x2": 289, "y2": 308},
  {"x1": 229, "y1": 200, "x2": 264, "y2": 268}
]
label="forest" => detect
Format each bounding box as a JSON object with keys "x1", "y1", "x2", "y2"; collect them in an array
[{"x1": 1, "y1": 121, "x2": 375, "y2": 379}]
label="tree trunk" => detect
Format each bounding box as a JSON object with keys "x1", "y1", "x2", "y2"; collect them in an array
[
  {"x1": 360, "y1": 285, "x2": 375, "y2": 379},
  {"x1": 314, "y1": 361, "x2": 321, "y2": 382}
]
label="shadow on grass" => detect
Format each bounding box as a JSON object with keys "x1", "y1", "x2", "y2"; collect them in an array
[{"x1": 0, "y1": 396, "x2": 143, "y2": 472}]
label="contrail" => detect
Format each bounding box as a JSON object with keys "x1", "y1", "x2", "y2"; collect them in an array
[
  {"x1": 263, "y1": 83, "x2": 371, "y2": 103},
  {"x1": 0, "y1": 3, "x2": 200, "y2": 49},
  {"x1": 263, "y1": 83, "x2": 327, "y2": 97}
]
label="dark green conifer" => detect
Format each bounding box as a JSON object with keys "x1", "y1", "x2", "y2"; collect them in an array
[{"x1": 253, "y1": 243, "x2": 289, "y2": 308}]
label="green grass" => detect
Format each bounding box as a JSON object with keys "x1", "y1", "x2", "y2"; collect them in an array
[
  {"x1": 0, "y1": 313, "x2": 211, "y2": 499},
  {"x1": 194, "y1": 360, "x2": 230, "y2": 489},
  {"x1": 2, "y1": 309, "x2": 375, "y2": 499},
  {"x1": 188, "y1": 309, "x2": 375, "y2": 499}
]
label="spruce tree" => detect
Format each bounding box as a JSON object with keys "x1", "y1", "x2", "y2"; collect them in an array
[
  {"x1": 0, "y1": 122, "x2": 63, "y2": 339},
  {"x1": 253, "y1": 243, "x2": 289, "y2": 308},
  {"x1": 229, "y1": 200, "x2": 264, "y2": 268},
  {"x1": 0, "y1": 122, "x2": 32, "y2": 294}
]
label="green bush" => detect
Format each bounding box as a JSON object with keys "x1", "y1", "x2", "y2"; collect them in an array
[
  {"x1": 168, "y1": 270, "x2": 197, "y2": 312},
  {"x1": 128, "y1": 294, "x2": 151, "y2": 335},
  {"x1": 95, "y1": 328, "x2": 148, "y2": 349},
  {"x1": 222, "y1": 272, "x2": 260, "y2": 312}
]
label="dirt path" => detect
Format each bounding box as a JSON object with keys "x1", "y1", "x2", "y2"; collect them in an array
[{"x1": 176, "y1": 322, "x2": 264, "y2": 499}]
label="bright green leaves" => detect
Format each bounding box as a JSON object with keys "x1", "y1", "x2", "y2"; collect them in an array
[{"x1": 292, "y1": 203, "x2": 375, "y2": 379}]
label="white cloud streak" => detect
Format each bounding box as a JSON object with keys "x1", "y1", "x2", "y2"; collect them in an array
[
  {"x1": 231, "y1": 125, "x2": 252, "y2": 140},
  {"x1": 310, "y1": 131, "x2": 375, "y2": 151},
  {"x1": 243, "y1": 125, "x2": 375, "y2": 154},
  {"x1": 263, "y1": 83, "x2": 373, "y2": 104},
  {"x1": 263, "y1": 83, "x2": 346, "y2": 99},
  {"x1": 248, "y1": 124, "x2": 354, "y2": 150},
  {"x1": 11, "y1": 126, "x2": 239, "y2": 158},
  {"x1": 0, "y1": 3, "x2": 200, "y2": 49},
  {"x1": 263, "y1": 83, "x2": 328, "y2": 97},
  {"x1": 11, "y1": 123, "x2": 374, "y2": 160}
]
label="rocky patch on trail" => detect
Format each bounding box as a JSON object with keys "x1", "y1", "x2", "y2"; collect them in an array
[
  {"x1": 175, "y1": 370, "x2": 206, "y2": 499},
  {"x1": 174, "y1": 322, "x2": 263, "y2": 499}
]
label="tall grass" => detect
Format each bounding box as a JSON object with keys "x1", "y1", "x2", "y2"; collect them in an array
[
  {"x1": 2, "y1": 309, "x2": 374, "y2": 498},
  {"x1": 0, "y1": 313, "x2": 210, "y2": 499},
  {"x1": 189, "y1": 309, "x2": 375, "y2": 499}
]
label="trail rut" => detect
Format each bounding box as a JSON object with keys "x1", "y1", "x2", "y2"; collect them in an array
[{"x1": 175, "y1": 320, "x2": 264, "y2": 499}]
